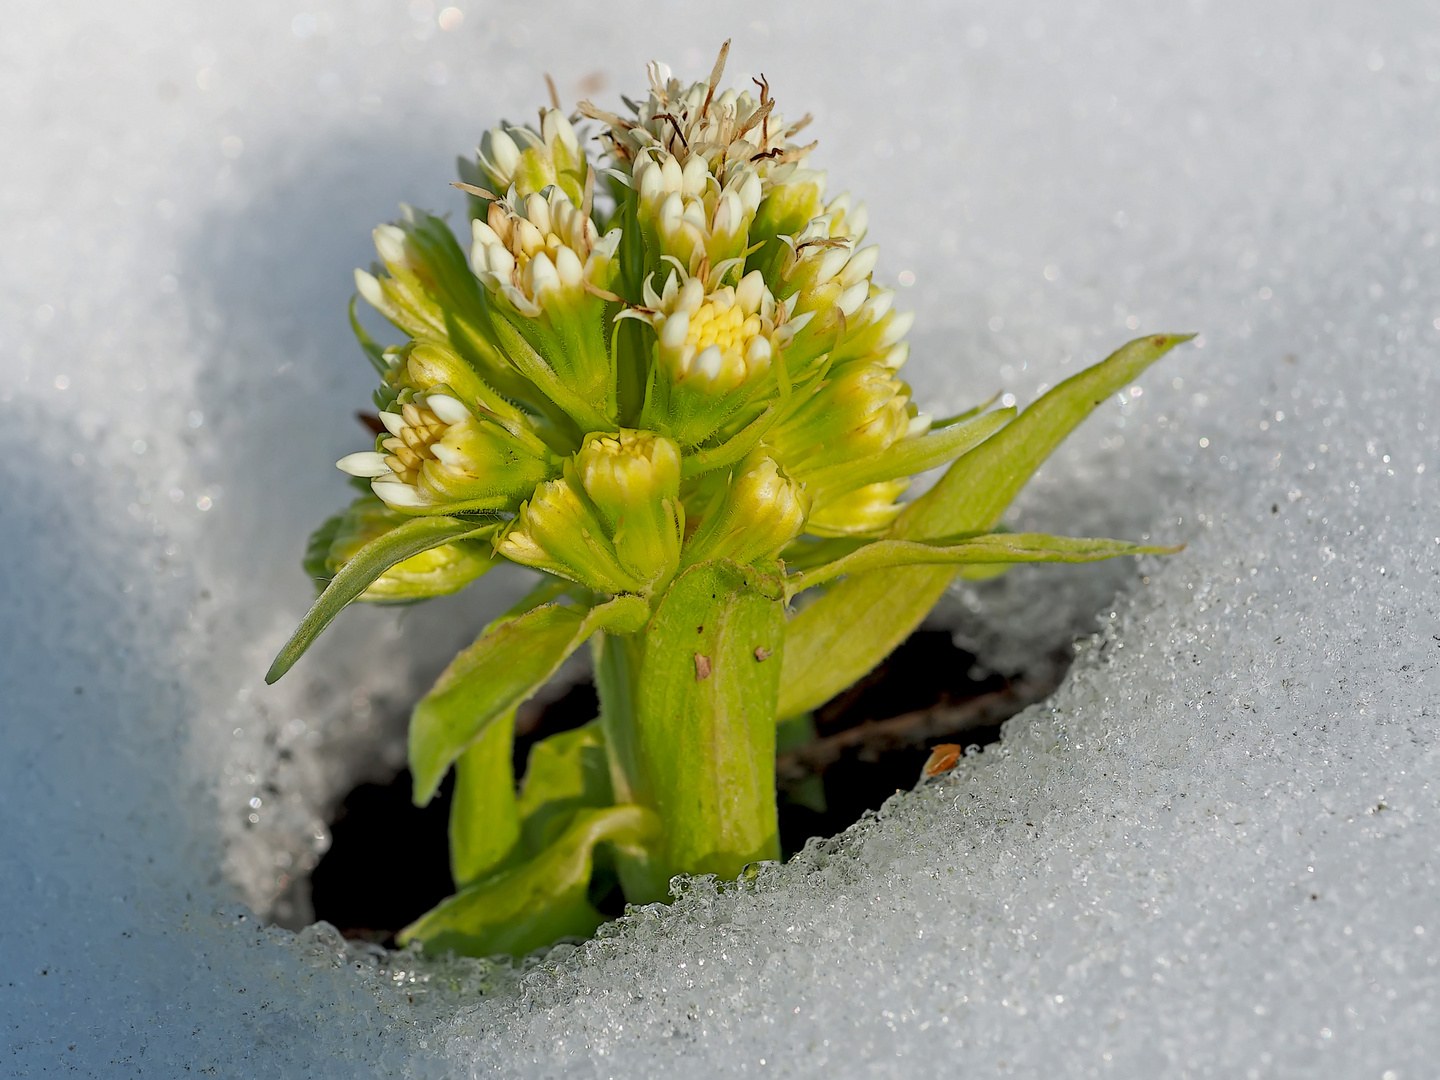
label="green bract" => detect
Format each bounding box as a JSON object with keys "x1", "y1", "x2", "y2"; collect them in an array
[{"x1": 268, "y1": 45, "x2": 1191, "y2": 958}]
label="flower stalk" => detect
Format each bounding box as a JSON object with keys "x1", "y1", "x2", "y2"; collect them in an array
[{"x1": 267, "y1": 45, "x2": 1191, "y2": 959}]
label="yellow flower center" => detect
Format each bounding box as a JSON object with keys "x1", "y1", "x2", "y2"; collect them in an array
[
  {"x1": 511, "y1": 222, "x2": 566, "y2": 274},
  {"x1": 686, "y1": 301, "x2": 761, "y2": 355}
]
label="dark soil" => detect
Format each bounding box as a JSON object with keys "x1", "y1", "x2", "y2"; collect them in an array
[{"x1": 310, "y1": 630, "x2": 1068, "y2": 942}]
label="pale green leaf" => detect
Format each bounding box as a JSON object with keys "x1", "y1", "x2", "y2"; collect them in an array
[
  {"x1": 409, "y1": 593, "x2": 649, "y2": 805},
  {"x1": 778, "y1": 333, "x2": 1193, "y2": 719},
  {"x1": 399, "y1": 804, "x2": 660, "y2": 958},
  {"x1": 515, "y1": 720, "x2": 614, "y2": 854},
  {"x1": 266, "y1": 515, "x2": 497, "y2": 684},
  {"x1": 448, "y1": 711, "x2": 520, "y2": 888},
  {"x1": 634, "y1": 560, "x2": 785, "y2": 879}
]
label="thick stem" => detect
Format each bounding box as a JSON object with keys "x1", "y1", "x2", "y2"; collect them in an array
[{"x1": 631, "y1": 563, "x2": 783, "y2": 881}]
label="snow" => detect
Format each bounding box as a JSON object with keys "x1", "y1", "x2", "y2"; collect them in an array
[{"x1": 3, "y1": 1, "x2": 1437, "y2": 1075}]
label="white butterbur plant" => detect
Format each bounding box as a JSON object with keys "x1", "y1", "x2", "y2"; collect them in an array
[{"x1": 269, "y1": 43, "x2": 1191, "y2": 958}]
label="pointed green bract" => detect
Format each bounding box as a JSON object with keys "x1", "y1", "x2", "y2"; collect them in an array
[
  {"x1": 784, "y1": 532, "x2": 1185, "y2": 599},
  {"x1": 409, "y1": 593, "x2": 650, "y2": 805},
  {"x1": 634, "y1": 561, "x2": 785, "y2": 879},
  {"x1": 679, "y1": 405, "x2": 778, "y2": 479},
  {"x1": 348, "y1": 294, "x2": 390, "y2": 376},
  {"x1": 929, "y1": 391, "x2": 1002, "y2": 429},
  {"x1": 315, "y1": 494, "x2": 500, "y2": 601},
  {"x1": 482, "y1": 308, "x2": 614, "y2": 433},
  {"x1": 399, "y1": 804, "x2": 660, "y2": 958},
  {"x1": 265, "y1": 515, "x2": 498, "y2": 684},
  {"x1": 778, "y1": 333, "x2": 1193, "y2": 720},
  {"x1": 801, "y1": 406, "x2": 1016, "y2": 503},
  {"x1": 903, "y1": 334, "x2": 1195, "y2": 536}
]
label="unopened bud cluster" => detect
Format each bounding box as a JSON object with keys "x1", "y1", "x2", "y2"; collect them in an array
[{"x1": 334, "y1": 52, "x2": 933, "y2": 598}]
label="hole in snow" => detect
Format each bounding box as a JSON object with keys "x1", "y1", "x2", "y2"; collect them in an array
[{"x1": 308, "y1": 630, "x2": 1072, "y2": 945}]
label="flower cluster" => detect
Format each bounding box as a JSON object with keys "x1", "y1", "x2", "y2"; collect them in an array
[
  {"x1": 275, "y1": 47, "x2": 1189, "y2": 960},
  {"x1": 328, "y1": 45, "x2": 943, "y2": 597}
]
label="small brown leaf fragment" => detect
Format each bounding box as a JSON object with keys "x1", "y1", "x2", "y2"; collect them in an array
[
  {"x1": 923, "y1": 743, "x2": 961, "y2": 777},
  {"x1": 694, "y1": 653, "x2": 711, "y2": 681},
  {"x1": 754, "y1": 646, "x2": 771, "y2": 661}
]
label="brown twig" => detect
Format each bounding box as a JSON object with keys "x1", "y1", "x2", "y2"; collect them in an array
[{"x1": 774, "y1": 665, "x2": 1066, "y2": 784}]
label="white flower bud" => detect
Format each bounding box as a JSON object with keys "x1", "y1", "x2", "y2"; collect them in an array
[
  {"x1": 838, "y1": 281, "x2": 869, "y2": 318},
  {"x1": 817, "y1": 245, "x2": 853, "y2": 284},
  {"x1": 372, "y1": 224, "x2": 410, "y2": 268},
  {"x1": 524, "y1": 192, "x2": 551, "y2": 236},
  {"x1": 863, "y1": 288, "x2": 895, "y2": 324},
  {"x1": 424, "y1": 393, "x2": 470, "y2": 425},
  {"x1": 681, "y1": 156, "x2": 709, "y2": 197},
  {"x1": 525, "y1": 251, "x2": 561, "y2": 301},
  {"x1": 735, "y1": 270, "x2": 766, "y2": 315},
  {"x1": 354, "y1": 268, "x2": 385, "y2": 309},
  {"x1": 660, "y1": 310, "x2": 690, "y2": 351},
  {"x1": 337, "y1": 451, "x2": 392, "y2": 478},
  {"x1": 840, "y1": 245, "x2": 880, "y2": 288},
  {"x1": 879, "y1": 309, "x2": 915, "y2": 348},
  {"x1": 540, "y1": 108, "x2": 579, "y2": 155},
  {"x1": 661, "y1": 154, "x2": 682, "y2": 193},
  {"x1": 480, "y1": 127, "x2": 521, "y2": 181},
  {"x1": 472, "y1": 219, "x2": 501, "y2": 247},
  {"x1": 554, "y1": 245, "x2": 584, "y2": 288}
]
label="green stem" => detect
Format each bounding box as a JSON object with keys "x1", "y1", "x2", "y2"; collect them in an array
[{"x1": 629, "y1": 563, "x2": 783, "y2": 881}]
